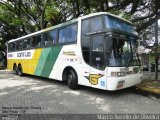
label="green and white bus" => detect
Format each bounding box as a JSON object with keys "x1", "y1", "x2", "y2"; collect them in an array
[{"x1": 7, "y1": 12, "x2": 143, "y2": 90}]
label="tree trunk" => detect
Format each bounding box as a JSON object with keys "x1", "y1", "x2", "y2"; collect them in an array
[
  {"x1": 155, "y1": 20, "x2": 159, "y2": 80},
  {"x1": 71, "y1": 0, "x2": 76, "y2": 18},
  {"x1": 40, "y1": 12, "x2": 44, "y2": 30}
]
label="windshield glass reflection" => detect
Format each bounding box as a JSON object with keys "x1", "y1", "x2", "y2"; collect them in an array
[{"x1": 106, "y1": 34, "x2": 140, "y2": 67}]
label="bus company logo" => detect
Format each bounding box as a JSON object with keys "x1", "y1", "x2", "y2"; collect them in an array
[
  {"x1": 89, "y1": 74, "x2": 103, "y2": 85},
  {"x1": 62, "y1": 51, "x2": 76, "y2": 56},
  {"x1": 17, "y1": 52, "x2": 31, "y2": 58}
]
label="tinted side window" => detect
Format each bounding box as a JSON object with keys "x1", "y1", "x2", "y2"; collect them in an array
[
  {"x1": 59, "y1": 24, "x2": 77, "y2": 43},
  {"x1": 31, "y1": 36, "x2": 37, "y2": 48},
  {"x1": 90, "y1": 16, "x2": 103, "y2": 32},
  {"x1": 50, "y1": 30, "x2": 57, "y2": 44},
  {"x1": 37, "y1": 35, "x2": 43, "y2": 47},
  {"x1": 43, "y1": 32, "x2": 53, "y2": 46},
  {"x1": 82, "y1": 19, "x2": 90, "y2": 35},
  {"x1": 23, "y1": 39, "x2": 31, "y2": 49},
  {"x1": 31, "y1": 35, "x2": 42, "y2": 48},
  {"x1": 8, "y1": 42, "x2": 16, "y2": 52},
  {"x1": 16, "y1": 40, "x2": 23, "y2": 50},
  {"x1": 82, "y1": 16, "x2": 103, "y2": 35}
]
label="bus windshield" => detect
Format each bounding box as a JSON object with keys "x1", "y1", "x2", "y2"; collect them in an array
[
  {"x1": 81, "y1": 15, "x2": 141, "y2": 69},
  {"x1": 105, "y1": 34, "x2": 140, "y2": 67}
]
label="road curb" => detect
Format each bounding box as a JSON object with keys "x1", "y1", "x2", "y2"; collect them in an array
[{"x1": 135, "y1": 82, "x2": 160, "y2": 98}]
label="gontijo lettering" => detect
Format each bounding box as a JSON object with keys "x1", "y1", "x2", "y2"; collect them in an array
[{"x1": 17, "y1": 52, "x2": 31, "y2": 57}]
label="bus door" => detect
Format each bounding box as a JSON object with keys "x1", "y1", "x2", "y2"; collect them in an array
[
  {"x1": 80, "y1": 33, "x2": 105, "y2": 87},
  {"x1": 88, "y1": 34, "x2": 105, "y2": 86},
  {"x1": 91, "y1": 34, "x2": 105, "y2": 71}
]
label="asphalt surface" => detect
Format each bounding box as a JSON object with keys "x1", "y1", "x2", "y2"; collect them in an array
[{"x1": 0, "y1": 70, "x2": 160, "y2": 116}]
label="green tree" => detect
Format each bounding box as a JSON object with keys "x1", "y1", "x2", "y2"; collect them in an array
[{"x1": 0, "y1": 0, "x2": 160, "y2": 51}]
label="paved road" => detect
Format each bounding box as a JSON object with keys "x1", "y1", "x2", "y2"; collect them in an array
[{"x1": 0, "y1": 70, "x2": 160, "y2": 116}]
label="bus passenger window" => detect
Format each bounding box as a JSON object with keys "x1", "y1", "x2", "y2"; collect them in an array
[
  {"x1": 43, "y1": 32, "x2": 53, "y2": 46},
  {"x1": 50, "y1": 30, "x2": 57, "y2": 44},
  {"x1": 58, "y1": 24, "x2": 77, "y2": 43},
  {"x1": 31, "y1": 37, "x2": 37, "y2": 47},
  {"x1": 8, "y1": 42, "x2": 16, "y2": 52},
  {"x1": 16, "y1": 40, "x2": 23, "y2": 50},
  {"x1": 37, "y1": 35, "x2": 42, "y2": 47},
  {"x1": 23, "y1": 39, "x2": 31, "y2": 49}
]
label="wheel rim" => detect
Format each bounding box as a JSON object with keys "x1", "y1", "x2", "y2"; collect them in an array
[
  {"x1": 68, "y1": 74, "x2": 73, "y2": 86},
  {"x1": 18, "y1": 69, "x2": 21, "y2": 75}
]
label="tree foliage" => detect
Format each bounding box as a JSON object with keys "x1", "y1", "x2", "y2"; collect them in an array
[{"x1": 0, "y1": 0, "x2": 160, "y2": 50}]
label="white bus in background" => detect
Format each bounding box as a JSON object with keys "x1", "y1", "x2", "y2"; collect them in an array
[{"x1": 7, "y1": 12, "x2": 143, "y2": 91}]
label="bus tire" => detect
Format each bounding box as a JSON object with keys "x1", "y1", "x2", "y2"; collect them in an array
[
  {"x1": 67, "y1": 69, "x2": 78, "y2": 89},
  {"x1": 13, "y1": 64, "x2": 18, "y2": 75},
  {"x1": 17, "y1": 64, "x2": 23, "y2": 76}
]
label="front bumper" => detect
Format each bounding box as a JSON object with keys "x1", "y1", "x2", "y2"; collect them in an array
[{"x1": 106, "y1": 73, "x2": 143, "y2": 91}]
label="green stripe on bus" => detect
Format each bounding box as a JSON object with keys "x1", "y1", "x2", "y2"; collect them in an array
[
  {"x1": 34, "y1": 47, "x2": 51, "y2": 76},
  {"x1": 40, "y1": 46, "x2": 62, "y2": 77}
]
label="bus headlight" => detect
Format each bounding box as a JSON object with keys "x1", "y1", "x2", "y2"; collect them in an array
[{"x1": 111, "y1": 72, "x2": 126, "y2": 77}]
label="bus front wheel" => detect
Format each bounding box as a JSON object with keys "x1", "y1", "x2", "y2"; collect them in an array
[{"x1": 67, "y1": 69, "x2": 78, "y2": 89}]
